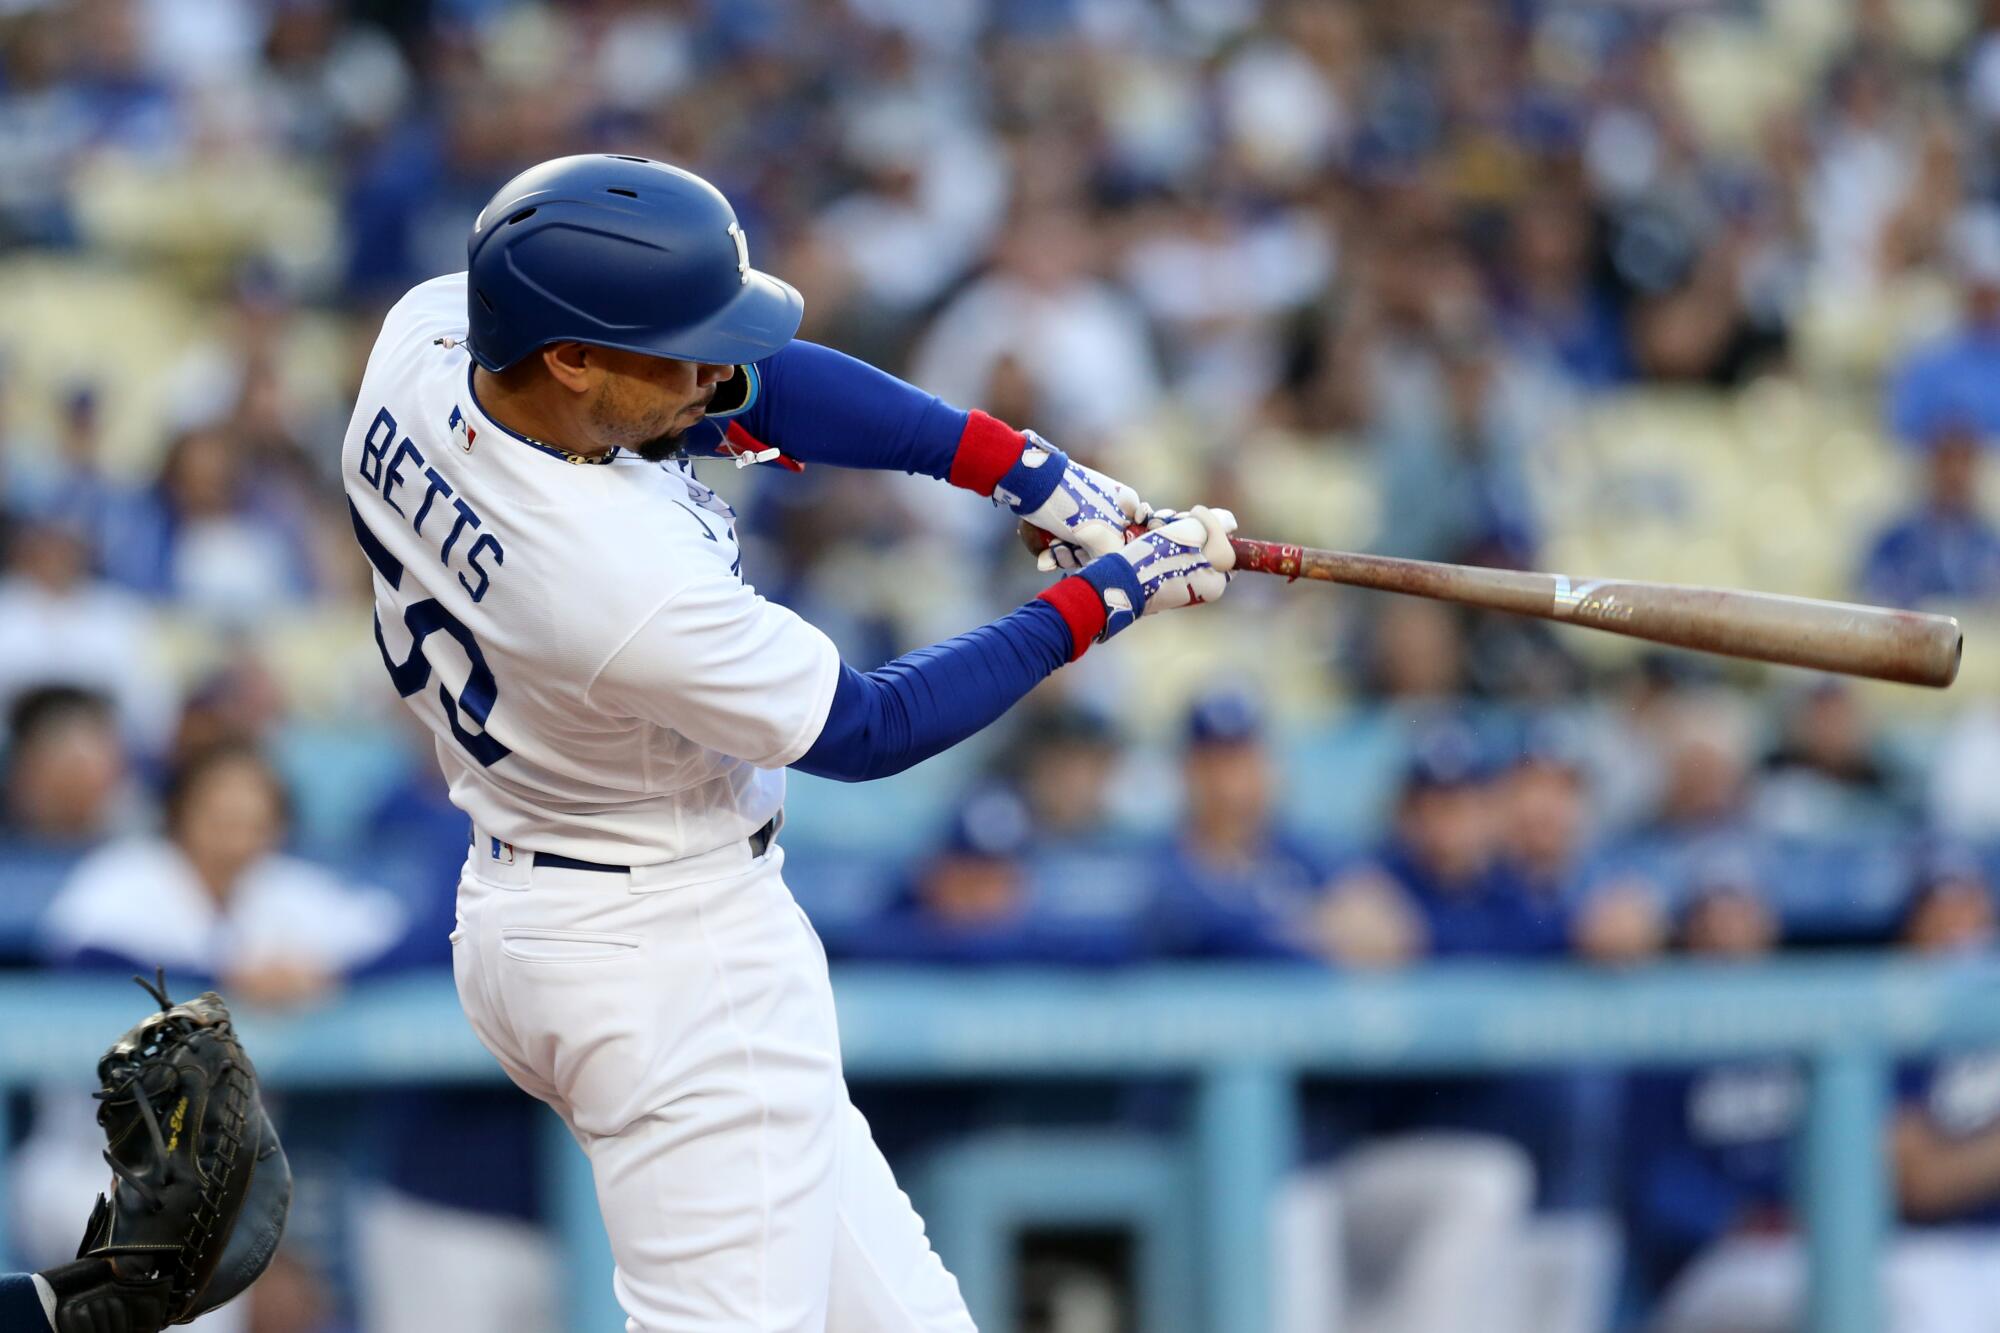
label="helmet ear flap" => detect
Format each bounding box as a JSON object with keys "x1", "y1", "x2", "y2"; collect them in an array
[{"x1": 704, "y1": 365, "x2": 759, "y2": 418}]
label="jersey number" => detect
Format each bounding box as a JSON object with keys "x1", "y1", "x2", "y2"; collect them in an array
[{"x1": 350, "y1": 501, "x2": 511, "y2": 767}]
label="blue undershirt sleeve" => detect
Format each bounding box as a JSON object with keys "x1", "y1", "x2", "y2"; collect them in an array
[
  {"x1": 794, "y1": 600, "x2": 1076, "y2": 782},
  {"x1": 733, "y1": 341, "x2": 969, "y2": 478}
]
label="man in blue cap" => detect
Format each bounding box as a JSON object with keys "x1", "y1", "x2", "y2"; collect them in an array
[{"x1": 1146, "y1": 690, "x2": 1420, "y2": 966}]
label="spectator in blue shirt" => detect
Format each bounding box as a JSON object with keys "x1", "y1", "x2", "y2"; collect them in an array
[
  {"x1": 1858, "y1": 424, "x2": 2000, "y2": 609},
  {"x1": 1627, "y1": 878, "x2": 1803, "y2": 1320},
  {"x1": 1890, "y1": 854, "x2": 2000, "y2": 1231},
  {"x1": 1147, "y1": 690, "x2": 1422, "y2": 967},
  {"x1": 1494, "y1": 715, "x2": 1668, "y2": 966},
  {"x1": 107, "y1": 426, "x2": 319, "y2": 623},
  {"x1": 3, "y1": 385, "x2": 133, "y2": 576},
  {"x1": 1343, "y1": 721, "x2": 1549, "y2": 958},
  {"x1": 843, "y1": 786, "x2": 1143, "y2": 1163},
  {"x1": 1360, "y1": 721, "x2": 1638, "y2": 1214},
  {"x1": 1885, "y1": 211, "x2": 2000, "y2": 449},
  {"x1": 846, "y1": 785, "x2": 1140, "y2": 966}
]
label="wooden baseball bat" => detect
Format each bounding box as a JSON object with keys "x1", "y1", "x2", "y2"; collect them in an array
[{"x1": 1020, "y1": 523, "x2": 1963, "y2": 688}]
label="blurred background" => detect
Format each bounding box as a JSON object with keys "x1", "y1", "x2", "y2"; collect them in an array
[{"x1": 3, "y1": 0, "x2": 2000, "y2": 1329}]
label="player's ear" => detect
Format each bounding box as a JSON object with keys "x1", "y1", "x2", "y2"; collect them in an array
[{"x1": 540, "y1": 343, "x2": 595, "y2": 394}]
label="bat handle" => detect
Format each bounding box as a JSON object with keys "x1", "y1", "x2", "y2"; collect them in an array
[{"x1": 1016, "y1": 519, "x2": 1149, "y2": 557}]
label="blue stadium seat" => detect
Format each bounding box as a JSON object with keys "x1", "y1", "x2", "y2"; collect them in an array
[
  {"x1": 0, "y1": 842, "x2": 85, "y2": 965},
  {"x1": 270, "y1": 725, "x2": 412, "y2": 862}
]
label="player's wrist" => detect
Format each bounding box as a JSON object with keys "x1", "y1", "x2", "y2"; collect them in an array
[
  {"x1": 947, "y1": 412, "x2": 1070, "y2": 514},
  {"x1": 993, "y1": 431, "x2": 1066, "y2": 514},
  {"x1": 1034, "y1": 576, "x2": 1111, "y2": 660},
  {"x1": 1076, "y1": 553, "x2": 1144, "y2": 641},
  {"x1": 946, "y1": 409, "x2": 1028, "y2": 496}
]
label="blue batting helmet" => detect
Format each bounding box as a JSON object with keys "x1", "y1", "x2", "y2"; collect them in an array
[{"x1": 465, "y1": 154, "x2": 803, "y2": 373}]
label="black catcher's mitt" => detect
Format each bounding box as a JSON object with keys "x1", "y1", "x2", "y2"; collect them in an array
[{"x1": 55, "y1": 971, "x2": 292, "y2": 1331}]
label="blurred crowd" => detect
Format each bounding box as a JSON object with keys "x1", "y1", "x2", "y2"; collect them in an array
[{"x1": 7, "y1": 0, "x2": 2000, "y2": 1328}]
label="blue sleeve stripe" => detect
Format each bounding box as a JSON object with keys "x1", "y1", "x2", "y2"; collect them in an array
[{"x1": 794, "y1": 601, "x2": 1074, "y2": 782}]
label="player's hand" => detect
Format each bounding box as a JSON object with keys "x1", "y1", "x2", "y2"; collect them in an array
[
  {"x1": 1006, "y1": 433, "x2": 1152, "y2": 567},
  {"x1": 1075, "y1": 505, "x2": 1235, "y2": 640}
]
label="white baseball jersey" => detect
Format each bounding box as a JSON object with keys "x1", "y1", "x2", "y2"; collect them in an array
[{"x1": 340, "y1": 274, "x2": 841, "y2": 865}]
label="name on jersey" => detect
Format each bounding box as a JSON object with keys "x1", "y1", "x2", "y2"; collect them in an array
[{"x1": 355, "y1": 405, "x2": 504, "y2": 602}]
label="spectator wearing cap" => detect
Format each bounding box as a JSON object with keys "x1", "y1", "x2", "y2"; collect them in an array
[
  {"x1": 847, "y1": 787, "x2": 1138, "y2": 966},
  {"x1": 838, "y1": 787, "x2": 1142, "y2": 1172},
  {"x1": 1333, "y1": 722, "x2": 1543, "y2": 959},
  {"x1": 1623, "y1": 873, "x2": 1804, "y2": 1326},
  {"x1": 1887, "y1": 853, "x2": 2000, "y2": 1301},
  {"x1": 1495, "y1": 717, "x2": 1667, "y2": 967},
  {"x1": 1362, "y1": 724, "x2": 1635, "y2": 1231},
  {"x1": 1146, "y1": 691, "x2": 1421, "y2": 967},
  {"x1": 1857, "y1": 420, "x2": 2000, "y2": 609}
]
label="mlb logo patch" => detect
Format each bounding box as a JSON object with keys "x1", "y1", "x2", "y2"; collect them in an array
[{"x1": 450, "y1": 405, "x2": 477, "y2": 452}]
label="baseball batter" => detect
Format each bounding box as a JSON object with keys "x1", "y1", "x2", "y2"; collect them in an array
[{"x1": 338, "y1": 154, "x2": 1234, "y2": 1332}]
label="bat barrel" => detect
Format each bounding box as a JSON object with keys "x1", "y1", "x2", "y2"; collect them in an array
[
  {"x1": 1544, "y1": 580, "x2": 1963, "y2": 688},
  {"x1": 1229, "y1": 539, "x2": 1963, "y2": 688}
]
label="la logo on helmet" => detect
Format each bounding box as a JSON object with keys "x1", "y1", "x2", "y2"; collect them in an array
[{"x1": 727, "y1": 223, "x2": 750, "y2": 285}]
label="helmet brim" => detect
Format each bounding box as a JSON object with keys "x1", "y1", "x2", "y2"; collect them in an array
[{"x1": 647, "y1": 269, "x2": 803, "y2": 365}]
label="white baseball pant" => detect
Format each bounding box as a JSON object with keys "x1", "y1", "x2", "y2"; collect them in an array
[{"x1": 451, "y1": 833, "x2": 977, "y2": 1333}]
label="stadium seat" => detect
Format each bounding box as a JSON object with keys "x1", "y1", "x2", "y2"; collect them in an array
[{"x1": 911, "y1": 1130, "x2": 1199, "y2": 1333}]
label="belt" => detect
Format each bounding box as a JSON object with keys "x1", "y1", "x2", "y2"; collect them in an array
[{"x1": 527, "y1": 813, "x2": 780, "y2": 874}]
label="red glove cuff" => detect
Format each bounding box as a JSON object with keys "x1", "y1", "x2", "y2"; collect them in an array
[
  {"x1": 948, "y1": 410, "x2": 1027, "y2": 496},
  {"x1": 1035, "y1": 577, "x2": 1108, "y2": 662}
]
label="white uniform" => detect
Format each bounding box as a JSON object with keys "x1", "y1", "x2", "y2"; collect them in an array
[{"x1": 341, "y1": 274, "x2": 975, "y2": 1333}]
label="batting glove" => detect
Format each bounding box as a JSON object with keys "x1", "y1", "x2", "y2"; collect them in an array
[
  {"x1": 995, "y1": 432, "x2": 1152, "y2": 566},
  {"x1": 1076, "y1": 506, "x2": 1236, "y2": 640}
]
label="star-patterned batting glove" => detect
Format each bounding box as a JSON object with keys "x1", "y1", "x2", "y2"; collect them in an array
[
  {"x1": 1074, "y1": 506, "x2": 1236, "y2": 640},
  {"x1": 993, "y1": 432, "x2": 1152, "y2": 565}
]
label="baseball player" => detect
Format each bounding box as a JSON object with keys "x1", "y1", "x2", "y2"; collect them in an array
[{"x1": 339, "y1": 153, "x2": 1234, "y2": 1332}]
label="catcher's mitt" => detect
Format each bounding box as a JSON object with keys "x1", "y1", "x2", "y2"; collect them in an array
[{"x1": 63, "y1": 970, "x2": 292, "y2": 1330}]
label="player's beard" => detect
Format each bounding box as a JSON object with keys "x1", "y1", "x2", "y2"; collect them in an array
[{"x1": 633, "y1": 425, "x2": 690, "y2": 463}]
